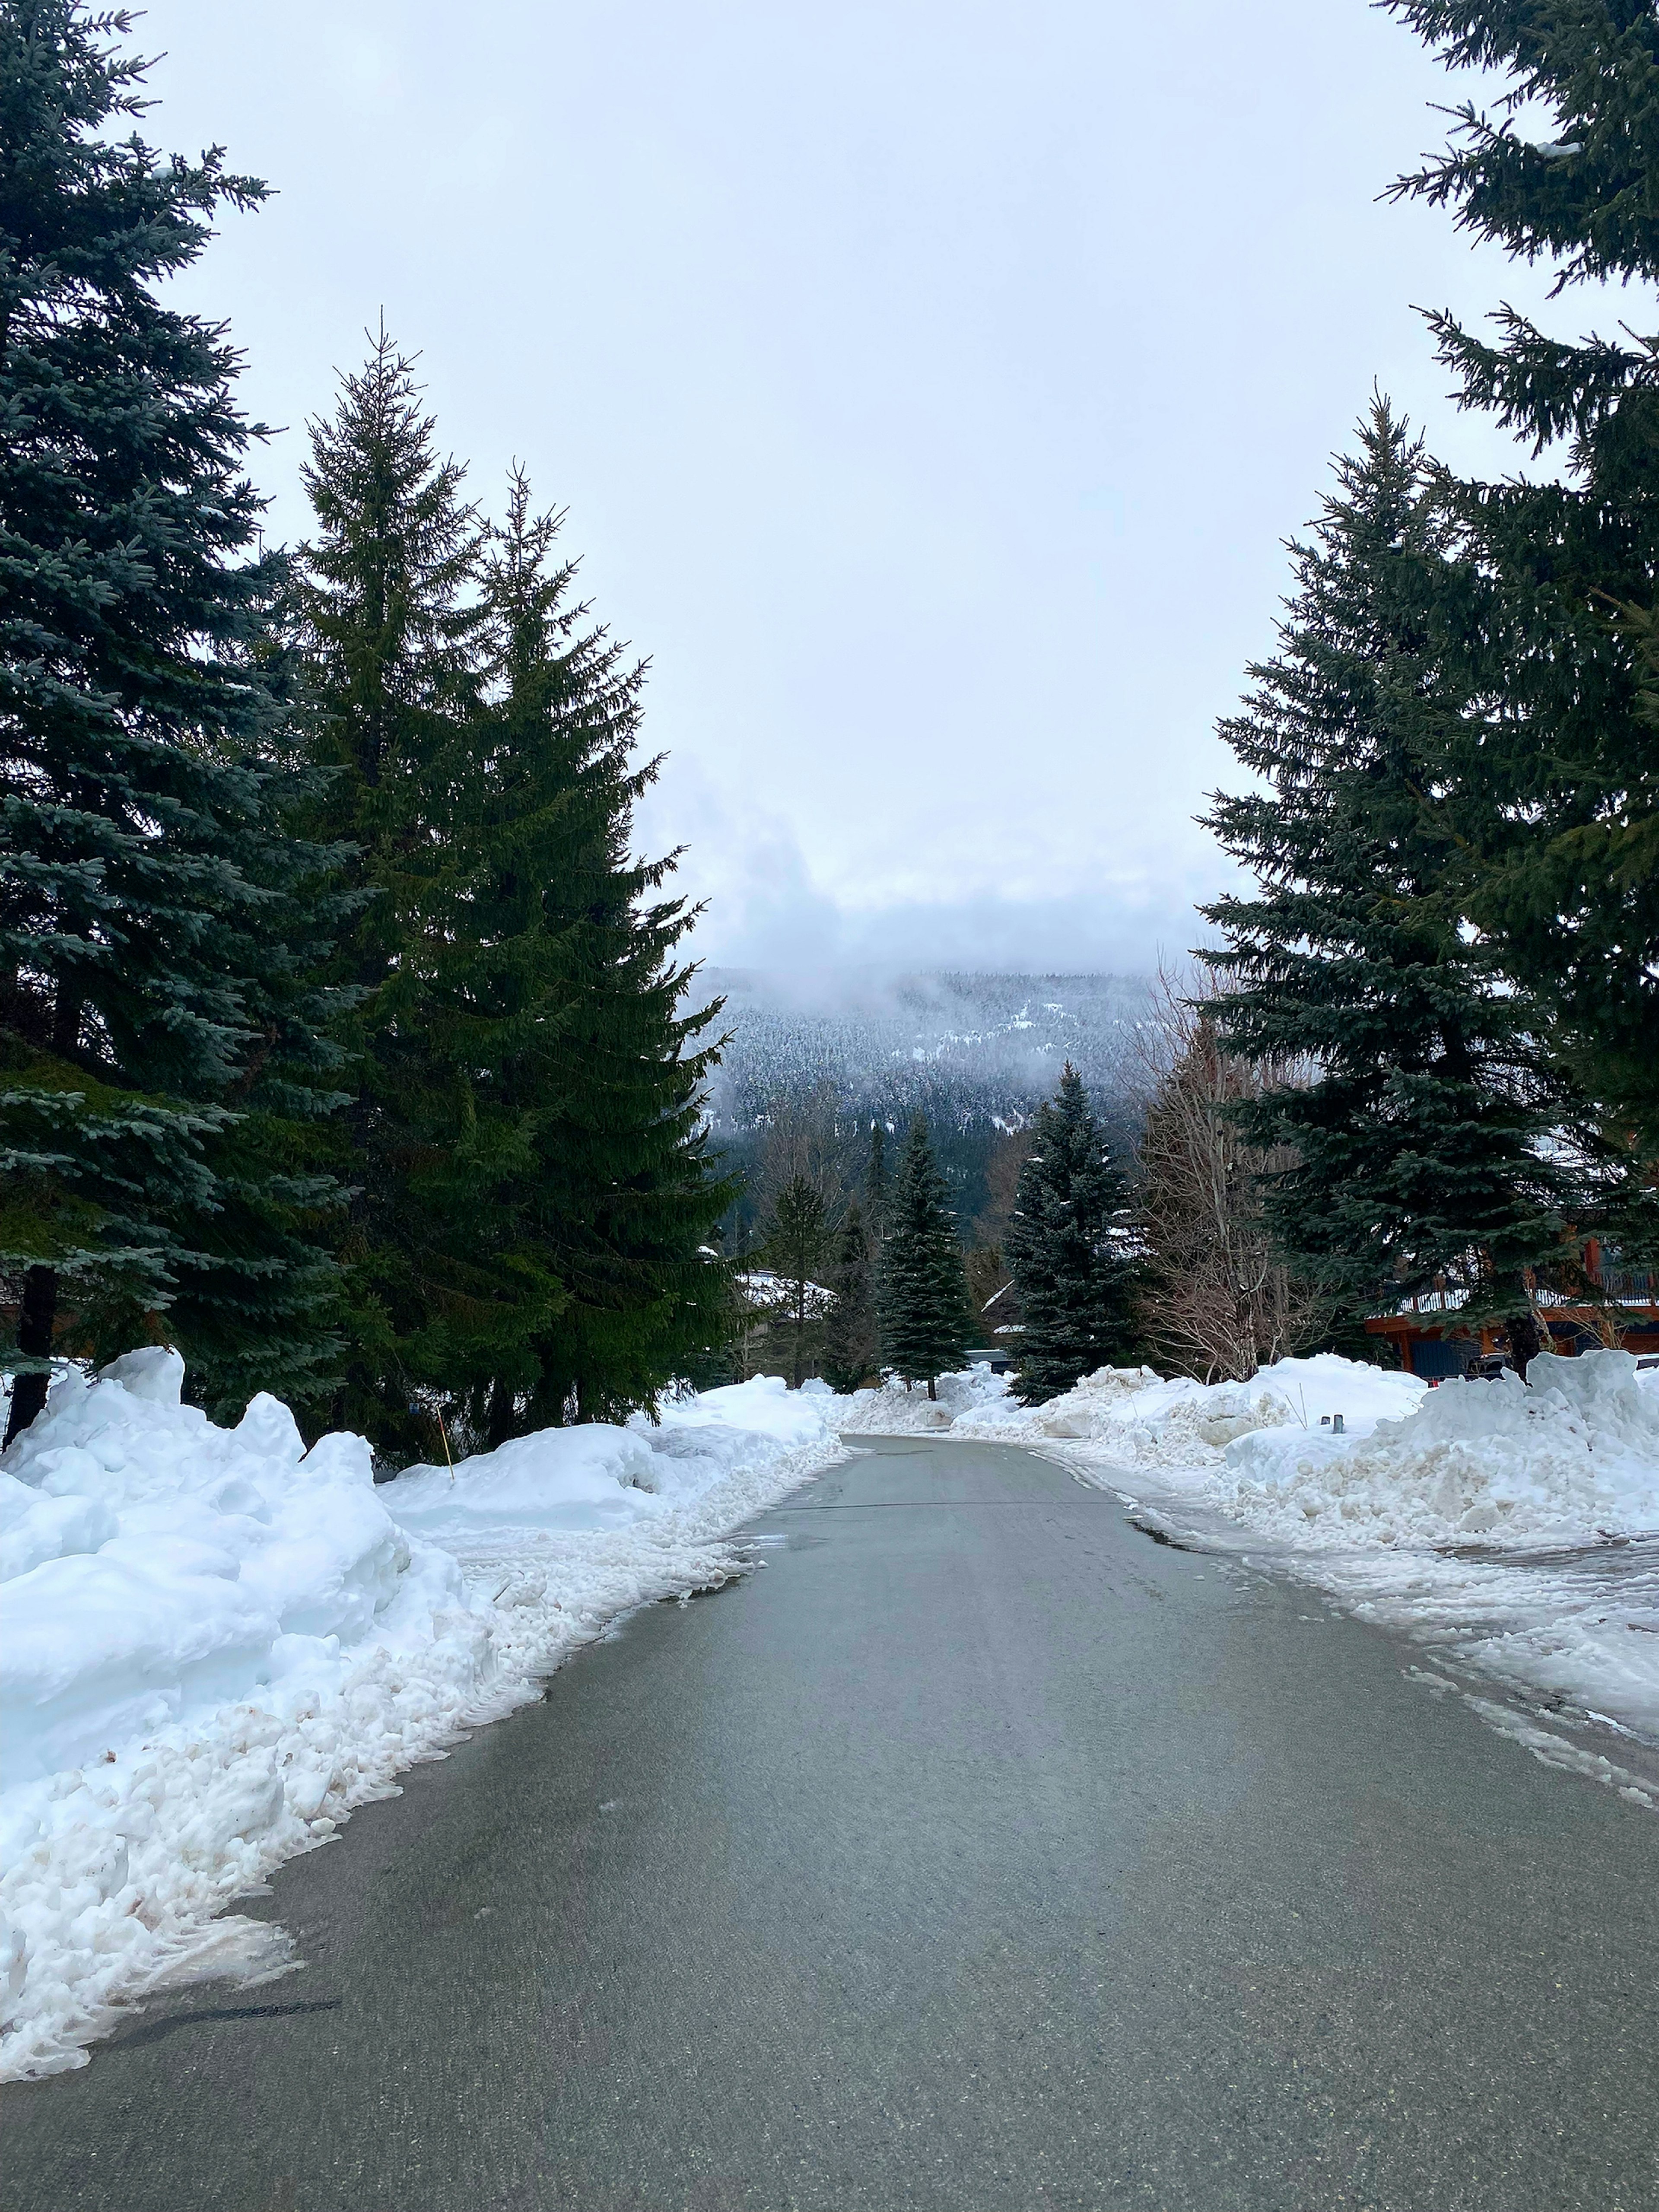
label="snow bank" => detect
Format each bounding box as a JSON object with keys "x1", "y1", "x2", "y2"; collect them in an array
[
  {"x1": 1214, "y1": 1351, "x2": 1659, "y2": 1551},
  {"x1": 0, "y1": 1352, "x2": 464, "y2": 1793},
  {"x1": 837, "y1": 1351, "x2": 1421, "y2": 1462},
  {"x1": 951, "y1": 1352, "x2": 1424, "y2": 1465},
  {"x1": 835, "y1": 1363, "x2": 1015, "y2": 1433},
  {"x1": 0, "y1": 1358, "x2": 842, "y2": 2080}
]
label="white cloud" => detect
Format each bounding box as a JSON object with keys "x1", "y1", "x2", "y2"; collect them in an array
[{"x1": 639, "y1": 760, "x2": 1230, "y2": 976}]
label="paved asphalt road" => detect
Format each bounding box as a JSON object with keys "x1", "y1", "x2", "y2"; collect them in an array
[{"x1": 4, "y1": 1437, "x2": 1657, "y2": 2212}]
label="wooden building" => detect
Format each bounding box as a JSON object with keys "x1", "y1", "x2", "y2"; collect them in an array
[{"x1": 1366, "y1": 1245, "x2": 1659, "y2": 1378}]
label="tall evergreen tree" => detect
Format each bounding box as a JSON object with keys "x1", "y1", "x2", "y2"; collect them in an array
[
  {"x1": 878, "y1": 1117, "x2": 971, "y2": 1398},
  {"x1": 1005, "y1": 1064, "x2": 1140, "y2": 1403},
  {"x1": 822, "y1": 1200, "x2": 877, "y2": 1392},
  {"x1": 474, "y1": 474, "x2": 736, "y2": 1430},
  {"x1": 1, "y1": 3, "x2": 346, "y2": 1442},
  {"x1": 1201, "y1": 401, "x2": 1580, "y2": 1366},
  {"x1": 298, "y1": 362, "x2": 736, "y2": 1449},
  {"x1": 293, "y1": 330, "x2": 501, "y2": 1457},
  {"x1": 1383, "y1": 1, "x2": 1659, "y2": 1196}
]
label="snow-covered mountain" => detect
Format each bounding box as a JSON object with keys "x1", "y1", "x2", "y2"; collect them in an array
[
  {"x1": 698, "y1": 970, "x2": 1149, "y2": 1239},
  {"x1": 702, "y1": 969, "x2": 1147, "y2": 1136}
]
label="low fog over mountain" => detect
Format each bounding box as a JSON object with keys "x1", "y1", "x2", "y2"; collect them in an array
[{"x1": 700, "y1": 970, "x2": 1150, "y2": 1242}]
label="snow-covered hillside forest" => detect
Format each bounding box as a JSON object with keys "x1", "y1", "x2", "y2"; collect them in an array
[{"x1": 706, "y1": 969, "x2": 1147, "y2": 1240}]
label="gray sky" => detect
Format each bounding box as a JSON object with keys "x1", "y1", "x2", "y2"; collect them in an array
[{"x1": 143, "y1": 0, "x2": 1580, "y2": 974}]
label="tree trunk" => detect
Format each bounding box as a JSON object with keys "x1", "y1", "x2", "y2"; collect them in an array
[
  {"x1": 51, "y1": 986, "x2": 83, "y2": 1060},
  {"x1": 1502, "y1": 1301, "x2": 1545, "y2": 1374},
  {"x1": 4, "y1": 1265, "x2": 57, "y2": 1447},
  {"x1": 926, "y1": 1376, "x2": 937, "y2": 1401},
  {"x1": 485, "y1": 1376, "x2": 517, "y2": 1450}
]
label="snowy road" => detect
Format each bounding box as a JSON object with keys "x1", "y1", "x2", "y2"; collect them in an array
[{"x1": 4, "y1": 1436, "x2": 1657, "y2": 2211}]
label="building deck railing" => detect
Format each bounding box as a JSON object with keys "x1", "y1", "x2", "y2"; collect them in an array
[{"x1": 1387, "y1": 1261, "x2": 1657, "y2": 1322}]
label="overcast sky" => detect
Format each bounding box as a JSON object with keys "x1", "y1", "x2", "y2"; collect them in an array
[{"x1": 140, "y1": 0, "x2": 1582, "y2": 976}]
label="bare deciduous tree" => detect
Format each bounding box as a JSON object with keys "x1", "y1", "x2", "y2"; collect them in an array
[
  {"x1": 1131, "y1": 969, "x2": 1329, "y2": 1382},
  {"x1": 753, "y1": 1082, "x2": 855, "y2": 1217},
  {"x1": 762, "y1": 1174, "x2": 832, "y2": 1387}
]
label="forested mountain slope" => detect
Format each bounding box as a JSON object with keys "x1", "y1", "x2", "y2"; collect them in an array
[{"x1": 702, "y1": 971, "x2": 1148, "y2": 1239}]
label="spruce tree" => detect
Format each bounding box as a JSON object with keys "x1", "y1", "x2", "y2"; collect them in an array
[
  {"x1": 474, "y1": 474, "x2": 736, "y2": 1430},
  {"x1": 298, "y1": 381, "x2": 736, "y2": 1448},
  {"x1": 878, "y1": 1117, "x2": 971, "y2": 1398},
  {"x1": 1201, "y1": 401, "x2": 1579, "y2": 1366},
  {"x1": 822, "y1": 1200, "x2": 878, "y2": 1392},
  {"x1": 1, "y1": 3, "x2": 345, "y2": 1441},
  {"x1": 1382, "y1": 1, "x2": 1659, "y2": 1186},
  {"x1": 1005, "y1": 1064, "x2": 1140, "y2": 1403},
  {"x1": 293, "y1": 330, "x2": 496, "y2": 1457}
]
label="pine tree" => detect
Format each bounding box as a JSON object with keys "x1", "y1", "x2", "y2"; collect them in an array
[
  {"x1": 297, "y1": 378, "x2": 736, "y2": 1448},
  {"x1": 1200, "y1": 401, "x2": 1580, "y2": 1367},
  {"x1": 1, "y1": 3, "x2": 346, "y2": 1442},
  {"x1": 1382, "y1": 1, "x2": 1659, "y2": 1186},
  {"x1": 474, "y1": 474, "x2": 737, "y2": 1430},
  {"x1": 1004, "y1": 1064, "x2": 1140, "y2": 1403},
  {"x1": 878, "y1": 1117, "x2": 971, "y2": 1398},
  {"x1": 822, "y1": 1200, "x2": 878, "y2": 1392}
]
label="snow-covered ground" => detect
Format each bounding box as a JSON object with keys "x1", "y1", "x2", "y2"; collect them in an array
[
  {"x1": 0, "y1": 1356, "x2": 844, "y2": 2081},
  {"x1": 844, "y1": 1350, "x2": 1659, "y2": 1788}
]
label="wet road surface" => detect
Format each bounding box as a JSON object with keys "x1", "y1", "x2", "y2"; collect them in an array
[{"x1": 3, "y1": 1437, "x2": 1656, "y2": 2211}]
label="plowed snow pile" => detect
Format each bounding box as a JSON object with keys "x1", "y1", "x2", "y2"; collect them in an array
[
  {"x1": 843, "y1": 1352, "x2": 1424, "y2": 1466},
  {"x1": 835, "y1": 1363, "x2": 1014, "y2": 1433},
  {"x1": 1213, "y1": 1351, "x2": 1659, "y2": 1550},
  {"x1": 0, "y1": 1357, "x2": 841, "y2": 2080}
]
